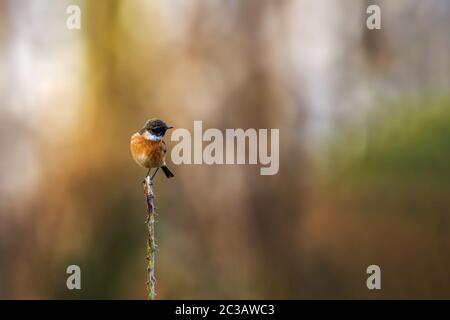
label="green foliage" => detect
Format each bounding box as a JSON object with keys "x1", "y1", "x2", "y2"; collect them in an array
[{"x1": 328, "y1": 94, "x2": 450, "y2": 215}]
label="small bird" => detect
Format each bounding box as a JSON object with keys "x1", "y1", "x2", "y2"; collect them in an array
[{"x1": 130, "y1": 119, "x2": 175, "y2": 180}]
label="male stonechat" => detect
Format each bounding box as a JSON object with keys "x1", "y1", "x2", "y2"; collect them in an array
[{"x1": 130, "y1": 119, "x2": 175, "y2": 180}]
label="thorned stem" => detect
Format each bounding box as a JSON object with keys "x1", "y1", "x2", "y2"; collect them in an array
[{"x1": 143, "y1": 176, "x2": 156, "y2": 300}]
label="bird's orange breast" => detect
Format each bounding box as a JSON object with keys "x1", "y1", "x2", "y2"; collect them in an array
[{"x1": 130, "y1": 133, "x2": 165, "y2": 168}]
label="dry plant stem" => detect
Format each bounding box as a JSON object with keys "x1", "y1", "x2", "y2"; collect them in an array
[{"x1": 143, "y1": 175, "x2": 156, "y2": 300}]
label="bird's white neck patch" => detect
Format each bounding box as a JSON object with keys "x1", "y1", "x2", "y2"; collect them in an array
[{"x1": 143, "y1": 131, "x2": 162, "y2": 141}]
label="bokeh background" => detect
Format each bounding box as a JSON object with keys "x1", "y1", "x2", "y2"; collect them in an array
[{"x1": 0, "y1": 0, "x2": 449, "y2": 299}]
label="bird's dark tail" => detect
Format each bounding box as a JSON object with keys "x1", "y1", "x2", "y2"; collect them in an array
[{"x1": 161, "y1": 165, "x2": 174, "y2": 178}]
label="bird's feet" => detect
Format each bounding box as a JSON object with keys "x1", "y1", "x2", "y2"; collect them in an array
[{"x1": 150, "y1": 168, "x2": 159, "y2": 181}]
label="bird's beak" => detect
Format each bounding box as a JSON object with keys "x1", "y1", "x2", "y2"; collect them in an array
[{"x1": 166, "y1": 125, "x2": 173, "y2": 129}]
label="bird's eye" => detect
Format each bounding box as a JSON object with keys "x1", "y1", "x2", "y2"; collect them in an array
[{"x1": 152, "y1": 127, "x2": 163, "y2": 135}]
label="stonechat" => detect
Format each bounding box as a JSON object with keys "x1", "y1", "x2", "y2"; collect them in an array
[{"x1": 130, "y1": 119, "x2": 175, "y2": 180}]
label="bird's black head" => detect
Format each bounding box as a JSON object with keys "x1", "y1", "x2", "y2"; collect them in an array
[{"x1": 140, "y1": 118, "x2": 173, "y2": 138}]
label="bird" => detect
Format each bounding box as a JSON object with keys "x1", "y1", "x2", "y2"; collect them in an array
[{"x1": 130, "y1": 118, "x2": 175, "y2": 180}]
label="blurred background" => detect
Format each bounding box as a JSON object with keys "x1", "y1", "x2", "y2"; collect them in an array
[{"x1": 0, "y1": 0, "x2": 449, "y2": 299}]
